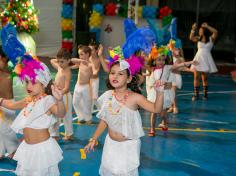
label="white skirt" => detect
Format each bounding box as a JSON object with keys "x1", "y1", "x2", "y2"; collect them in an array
[
  {"x1": 191, "y1": 50, "x2": 218, "y2": 73},
  {"x1": 13, "y1": 137, "x2": 63, "y2": 176},
  {"x1": 100, "y1": 135, "x2": 140, "y2": 176},
  {"x1": 172, "y1": 73, "x2": 182, "y2": 89}
]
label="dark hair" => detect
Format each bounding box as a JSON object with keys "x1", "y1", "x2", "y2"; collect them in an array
[
  {"x1": 56, "y1": 48, "x2": 71, "y2": 60},
  {"x1": 200, "y1": 27, "x2": 211, "y2": 43},
  {"x1": 88, "y1": 40, "x2": 99, "y2": 50},
  {"x1": 44, "y1": 80, "x2": 53, "y2": 95},
  {"x1": 149, "y1": 55, "x2": 173, "y2": 67},
  {"x1": 106, "y1": 61, "x2": 141, "y2": 94},
  {"x1": 78, "y1": 45, "x2": 91, "y2": 56}
]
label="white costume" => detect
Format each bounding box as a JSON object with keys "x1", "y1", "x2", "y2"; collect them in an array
[
  {"x1": 0, "y1": 106, "x2": 19, "y2": 157},
  {"x1": 73, "y1": 84, "x2": 92, "y2": 121},
  {"x1": 11, "y1": 95, "x2": 63, "y2": 176},
  {"x1": 172, "y1": 57, "x2": 183, "y2": 89},
  {"x1": 146, "y1": 70, "x2": 156, "y2": 102},
  {"x1": 97, "y1": 90, "x2": 144, "y2": 176},
  {"x1": 91, "y1": 77, "x2": 99, "y2": 99},
  {"x1": 49, "y1": 92, "x2": 73, "y2": 137},
  {"x1": 149, "y1": 65, "x2": 175, "y2": 109},
  {"x1": 191, "y1": 37, "x2": 218, "y2": 73},
  {"x1": 91, "y1": 77, "x2": 100, "y2": 111}
]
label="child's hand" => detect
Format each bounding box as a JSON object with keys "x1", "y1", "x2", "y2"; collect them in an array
[
  {"x1": 201, "y1": 22, "x2": 208, "y2": 28},
  {"x1": 164, "y1": 82, "x2": 172, "y2": 90},
  {"x1": 51, "y1": 84, "x2": 63, "y2": 101},
  {"x1": 154, "y1": 80, "x2": 165, "y2": 92},
  {"x1": 84, "y1": 139, "x2": 97, "y2": 153},
  {"x1": 192, "y1": 60, "x2": 199, "y2": 66},
  {"x1": 192, "y1": 22, "x2": 197, "y2": 30},
  {"x1": 98, "y1": 44, "x2": 104, "y2": 57}
]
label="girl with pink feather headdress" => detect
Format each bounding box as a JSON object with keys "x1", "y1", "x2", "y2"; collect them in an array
[
  {"x1": 84, "y1": 45, "x2": 165, "y2": 175},
  {"x1": 0, "y1": 24, "x2": 66, "y2": 175}
]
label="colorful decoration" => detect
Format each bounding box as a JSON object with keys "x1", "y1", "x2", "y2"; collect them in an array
[
  {"x1": 150, "y1": 46, "x2": 170, "y2": 60},
  {"x1": 80, "y1": 149, "x2": 86, "y2": 160},
  {"x1": 146, "y1": 18, "x2": 171, "y2": 46},
  {"x1": 88, "y1": 3, "x2": 173, "y2": 42},
  {"x1": 0, "y1": 0, "x2": 39, "y2": 34},
  {"x1": 159, "y1": 6, "x2": 173, "y2": 26},
  {"x1": 105, "y1": 3, "x2": 117, "y2": 16},
  {"x1": 1, "y1": 23, "x2": 42, "y2": 82},
  {"x1": 122, "y1": 27, "x2": 156, "y2": 58},
  {"x1": 107, "y1": 46, "x2": 144, "y2": 76},
  {"x1": 61, "y1": 0, "x2": 73, "y2": 52}
]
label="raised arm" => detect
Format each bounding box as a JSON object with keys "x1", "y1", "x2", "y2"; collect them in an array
[
  {"x1": 202, "y1": 22, "x2": 218, "y2": 42},
  {"x1": 49, "y1": 85, "x2": 66, "y2": 118},
  {"x1": 84, "y1": 119, "x2": 107, "y2": 153},
  {"x1": 189, "y1": 23, "x2": 199, "y2": 43},
  {"x1": 136, "y1": 86, "x2": 164, "y2": 113},
  {"x1": 0, "y1": 97, "x2": 27, "y2": 110},
  {"x1": 98, "y1": 44, "x2": 109, "y2": 73},
  {"x1": 50, "y1": 58, "x2": 59, "y2": 70},
  {"x1": 61, "y1": 70, "x2": 72, "y2": 95}
]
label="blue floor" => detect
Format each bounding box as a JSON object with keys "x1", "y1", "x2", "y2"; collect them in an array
[{"x1": 0, "y1": 71, "x2": 236, "y2": 176}]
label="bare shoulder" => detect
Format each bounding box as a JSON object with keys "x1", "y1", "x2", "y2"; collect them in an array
[{"x1": 128, "y1": 91, "x2": 144, "y2": 101}]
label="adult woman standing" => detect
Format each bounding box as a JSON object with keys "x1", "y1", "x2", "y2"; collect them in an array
[{"x1": 189, "y1": 22, "x2": 218, "y2": 101}]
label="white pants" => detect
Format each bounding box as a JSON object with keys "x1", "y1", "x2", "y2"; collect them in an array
[
  {"x1": 91, "y1": 77, "x2": 99, "y2": 99},
  {"x1": 0, "y1": 106, "x2": 19, "y2": 156},
  {"x1": 73, "y1": 84, "x2": 92, "y2": 121},
  {"x1": 49, "y1": 92, "x2": 73, "y2": 137}
]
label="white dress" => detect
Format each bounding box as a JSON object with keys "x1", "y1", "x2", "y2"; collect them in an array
[
  {"x1": 172, "y1": 57, "x2": 183, "y2": 89},
  {"x1": 149, "y1": 65, "x2": 175, "y2": 109},
  {"x1": 191, "y1": 37, "x2": 218, "y2": 73},
  {"x1": 11, "y1": 95, "x2": 63, "y2": 176},
  {"x1": 97, "y1": 90, "x2": 145, "y2": 176}
]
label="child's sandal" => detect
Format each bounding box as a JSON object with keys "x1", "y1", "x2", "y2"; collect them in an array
[
  {"x1": 158, "y1": 124, "x2": 168, "y2": 131},
  {"x1": 148, "y1": 131, "x2": 156, "y2": 137}
]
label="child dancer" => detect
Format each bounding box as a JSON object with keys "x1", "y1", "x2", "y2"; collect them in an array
[
  {"x1": 0, "y1": 46, "x2": 19, "y2": 159},
  {"x1": 50, "y1": 48, "x2": 73, "y2": 141},
  {"x1": 0, "y1": 61, "x2": 65, "y2": 175},
  {"x1": 190, "y1": 22, "x2": 218, "y2": 101},
  {"x1": 167, "y1": 40, "x2": 185, "y2": 114},
  {"x1": 88, "y1": 41, "x2": 101, "y2": 112},
  {"x1": 148, "y1": 46, "x2": 197, "y2": 136},
  {"x1": 71, "y1": 45, "x2": 93, "y2": 124},
  {"x1": 84, "y1": 58, "x2": 164, "y2": 176}
]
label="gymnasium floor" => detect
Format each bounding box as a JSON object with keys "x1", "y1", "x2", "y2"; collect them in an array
[{"x1": 0, "y1": 70, "x2": 236, "y2": 176}]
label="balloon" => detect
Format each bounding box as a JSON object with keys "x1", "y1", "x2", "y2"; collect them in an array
[
  {"x1": 93, "y1": 4, "x2": 103, "y2": 15},
  {"x1": 105, "y1": 3, "x2": 117, "y2": 16}
]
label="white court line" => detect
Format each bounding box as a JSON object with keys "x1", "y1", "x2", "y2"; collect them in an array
[
  {"x1": 190, "y1": 119, "x2": 229, "y2": 124},
  {"x1": 0, "y1": 168, "x2": 15, "y2": 173},
  {"x1": 177, "y1": 90, "x2": 236, "y2": 97}
]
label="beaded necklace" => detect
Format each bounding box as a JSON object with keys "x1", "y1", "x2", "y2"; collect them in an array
[
  {"x1": 23, "y1": 93, "x2": 47, "y2": 117},
  {"x1": 108, "y1": 90, "x2": 129, "y2": 115}
]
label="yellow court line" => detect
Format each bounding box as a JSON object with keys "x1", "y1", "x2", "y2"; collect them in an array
[{"x1": 72, "y1": 123, "x2": 236, "y2": 134}]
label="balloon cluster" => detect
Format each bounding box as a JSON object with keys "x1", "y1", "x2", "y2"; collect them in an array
[
  {"x1": 0, "y1": 0, "x2": 39, "y2": 34},
  {"x1": 105, "y1": 3, "x2": 118, "y2": 16},
  {"x1": 89, "y1": 4, "x2": 104, "y2": 42},
  {"x1": 88, "y1": 3, "x2": 173, "y2": 43},
  {"x1": 61, "y1": 0, "x2": 73, "y2": 52},
  {"x1": 89, "y1": 12, "x2": 102, "y2": 27},
  {"x1": 159, "y1": 6, "x2": 173, "y2": 26},
  {"x1": 61, "y1": 4, "x2": 73, "y2": 18}
]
